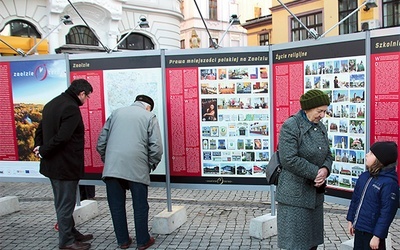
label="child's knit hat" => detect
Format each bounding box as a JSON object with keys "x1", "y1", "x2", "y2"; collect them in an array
[{"x1": 370, "y1": 141, "x2": 398, "y2": 166}]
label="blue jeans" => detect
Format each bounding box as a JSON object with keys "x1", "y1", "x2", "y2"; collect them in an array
[{"x1": 105, "y1": 178, "x2": 150, "y2": 247}]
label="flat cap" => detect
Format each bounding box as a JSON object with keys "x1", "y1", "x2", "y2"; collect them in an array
[{"x1": 135, "y1": 95, "x2": 154, "y2": 111}]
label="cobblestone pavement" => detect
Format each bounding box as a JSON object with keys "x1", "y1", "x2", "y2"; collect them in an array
[{"x1": 0, "y1": 182, "x2": 399, "y2": 249}]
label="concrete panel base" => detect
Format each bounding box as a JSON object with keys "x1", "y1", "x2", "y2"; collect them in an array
[
  {"x1": 249, "y1": 213, "x2": 277, "y2": 239},
  {"x1": 152, "y1": 206, "x2": 187, "y2": 235},
  {"x1": 73, "y1": 200, "x2": 99, "y2": 226},
  {"x1": 340, "y1": 233, "x2": 392, "y2": 250},
  {"x1": 0, "y1": 196, "x2": 20, "y2": 216}
]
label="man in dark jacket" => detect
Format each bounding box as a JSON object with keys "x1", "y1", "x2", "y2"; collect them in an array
[{"x1": 34, "y1": 79, "x2": 93, "y2": 250}]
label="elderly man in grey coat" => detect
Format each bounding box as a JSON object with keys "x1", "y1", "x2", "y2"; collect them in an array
[{"x1": 97, "y1": 95, "x2": 163, "y2": 250}]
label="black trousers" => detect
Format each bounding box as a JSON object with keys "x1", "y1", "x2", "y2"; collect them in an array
[
  {"x1": 79, "y1": 185, "x2": 95, "y2": 200},
  {"x1": 354, "y1": 229, "x2": 386, "y2": 250},
  {"x1": 51, "y1": 179, "x2": 80, "y2": 247}
]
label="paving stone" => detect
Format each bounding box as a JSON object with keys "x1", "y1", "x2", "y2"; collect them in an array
[{"x1": 0, "y1": 182, "x2": 399, "y2": 249}]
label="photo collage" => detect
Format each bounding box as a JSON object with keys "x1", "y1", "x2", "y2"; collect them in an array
[
  {"x1": 200, "y1": 66, "x2": 270, "y2": 177},
  {"x1": 304, "y1": 55, "x2": 367, "y2": 190}
]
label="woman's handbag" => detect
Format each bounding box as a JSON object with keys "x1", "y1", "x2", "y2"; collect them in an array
[
  {"x1": 266, "y1": 115, "x2": 302, "y2": 186},
  {"x1": 265, "y1": 150, "x2": 281, "y2": 185}
]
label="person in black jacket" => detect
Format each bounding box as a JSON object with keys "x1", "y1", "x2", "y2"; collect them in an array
[
  {"x1": 347, "y1": 141, "x2": 399, "y2": 250},
  {"x1": 34, "y1": 79, "x2": 93, "y2": 250}
]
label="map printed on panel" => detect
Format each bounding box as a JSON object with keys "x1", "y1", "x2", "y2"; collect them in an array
[
  {"x1": 103, "y1": 68, "x2": 162, "y2": 117},
  {"x1": 69, "y1": 54, "x2": 164, "y2": 176},
  {"x1": 102, "y1": 68, "x2": 164, "y2": 175},
  {"x1": 304, "y1": 55, "x2": 367, "y2": 190},
  {"x1": 199, "y1": 65, "x2": 270, "y2": 177}
]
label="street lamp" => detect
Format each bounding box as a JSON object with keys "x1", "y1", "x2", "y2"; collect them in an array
[
  {"x1": 217, "y1": 14, "x2": 241, "y2": 48},
  {"x1": 109, "y1": 16, "x2": 150, "y2": 53},
  {"x1": 363, "y1": 0, "x2": 378, "y2": 11},
  {"x1": 24, "y1": 15, "x2": 73, "y2": 56},
  {"x1": 319, "y1": 0, "x2": 378, "y2": 38}
]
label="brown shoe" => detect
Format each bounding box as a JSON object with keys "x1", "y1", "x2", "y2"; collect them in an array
[
  {"x1": 75, "y1": 233, "x2": 93, "y2": 242},
  {"x1": 138, "y1": 237, "x2": 155, "y2": 250},
  {"x1": 120, "y1": 236, "x2": 133, "y2": 249},
  {"x1": 59, "y1": 241, "x2": 91, "y2": 250}
]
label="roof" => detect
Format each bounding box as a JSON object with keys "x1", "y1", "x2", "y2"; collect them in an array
[{"x1": 242, "y1": 14, "x2": 272, "y2": 29}]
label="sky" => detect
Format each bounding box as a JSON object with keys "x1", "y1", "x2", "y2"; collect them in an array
[{"x1": 11, "y1": 59, "x2": 68, "y2": 104}]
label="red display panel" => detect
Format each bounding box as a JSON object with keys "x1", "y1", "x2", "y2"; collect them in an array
[
  {"x1": 166, "y1": 67, "x2": 201, "y2": 176},
  {"x1": 273, "y1": 40, "x2": 366, "y2": 197},
  {"x1": 165, "y1": 51, "x2": 270, "y2": 185},
  {"x1": 0, "y1": 62, "x2": 17, "y2": 161},
  {"x1": 69, "y1": 55, "x2": 163, "y2": 179},
  {"x1": 370, "y1": 34, "x2": 400, "y2": 182},
  {"x1": 70, "y1": 71, "x2": 105, "y2": 174}
]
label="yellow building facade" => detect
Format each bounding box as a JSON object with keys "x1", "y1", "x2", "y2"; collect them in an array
[
  {"x1": 243, "y1": 0, "x2": 393, "y2": 46},
  {"x1": 0, "y1": 35, "x2": 48, "y2": 56}
]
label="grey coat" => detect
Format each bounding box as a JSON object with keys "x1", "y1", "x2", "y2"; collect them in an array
[
  {"x1": 276, "y1": 110, "x2": 332, "y2": 249},
  {"x1": 96, "y1": 102, "x2": 163, "y2": 186}
]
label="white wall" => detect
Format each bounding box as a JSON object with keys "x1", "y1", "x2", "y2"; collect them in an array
[
  {"x1": 180, "y1": 0, "x2": 247, "y2": 49},
  {"x1": 0, "y1": 0, "x2": 183, "y2": 53},
  {"x1": 236, "y1": 0, "x2": 272, "y2": 22}
]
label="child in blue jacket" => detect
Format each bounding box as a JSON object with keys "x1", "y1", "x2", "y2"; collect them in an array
[{"x1": 347, "y1": 141, "x2": 399, "y2": 250}]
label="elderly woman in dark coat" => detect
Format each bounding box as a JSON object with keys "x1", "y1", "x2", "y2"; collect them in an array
[{"x1": 276, "y1": 89, "x2": 333, "y2": 250}]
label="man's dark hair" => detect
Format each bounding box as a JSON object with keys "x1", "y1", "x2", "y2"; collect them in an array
[{"x1": 68, "y1": 79, "x2": 93, "y2": 95}]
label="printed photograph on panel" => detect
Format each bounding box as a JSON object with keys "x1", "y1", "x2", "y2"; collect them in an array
[
  {"x1": 201, "y1": 98, "x2": 218, "y2": 121},
  {"x1": 12, "y1": 60, "x2": 67, "y2": 161},
  {"x1": 303, "y1": 55, "x2": 367, "y2": 191},
  {"x1": 199, "y1": 64, "x2": 270, "y2": 178},
  {"x1": 203, "y1": 163, "x2": 219, "y2": 175}
]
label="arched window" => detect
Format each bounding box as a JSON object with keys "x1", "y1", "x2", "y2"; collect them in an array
[
  {"x1": 117, "y1": 33, "x2": 154, "y2": 50},
  {"x1": 0, "y1": 20, "x2": 41, "y2": 38},
  {"x1": 65, "y1": 25, "x2": 98, "y2": 45}
]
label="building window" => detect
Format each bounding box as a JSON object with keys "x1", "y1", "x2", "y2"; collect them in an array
[
  {"x1": 180, "y1": 39, "x2": 185, "y2": 49},
  {"x1": 66, "y1": 26, "x2": 98, "y2": 45},
  {"x1": 259, "y1": 33, "x2": 269, "y2": 45},
  {"x1": 291, "y1": 12, "x2": 322, "y2": 41},
  {"x1": 383, "y1": 0, "x2": 400, "y2": 27},
  {"x1": 0, "y1": 20, "x2": 41, "y2": 38},
  {"x1": 338, "y1": 0, "x2": 358, "y2": 34},
  {"x1": 209, "y1": 0, "x2": 218, "y2": 20},
  {"x1": 117, "y1": 33, "x2": 154, "y2": 50}
]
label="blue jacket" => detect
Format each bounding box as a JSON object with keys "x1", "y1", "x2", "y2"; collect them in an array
[{"x1": 346, "y1": 163, "x2": 399, "y2": 239}]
